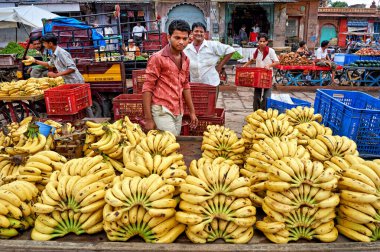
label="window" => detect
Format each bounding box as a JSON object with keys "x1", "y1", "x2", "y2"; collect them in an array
[{"x1": 286, "y1": 18, "x2": 299, "y2": 38}]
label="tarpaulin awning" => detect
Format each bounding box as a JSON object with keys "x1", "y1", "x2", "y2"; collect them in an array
[{"x1": 0, "y1": 5, "x2": 59, "y2": 28}]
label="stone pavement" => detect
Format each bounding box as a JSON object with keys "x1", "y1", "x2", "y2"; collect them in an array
[{"x1": 218, "y1": 87, "x2": 316, "y2": 136}]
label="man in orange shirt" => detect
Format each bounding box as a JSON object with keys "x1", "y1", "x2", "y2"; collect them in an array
[{"x1": 142, "y1": 20, "x2": 198, "y2": 135}]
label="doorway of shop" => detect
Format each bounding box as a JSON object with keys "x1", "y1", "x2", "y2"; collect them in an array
[{"x1": 228, "y1": 5, "x2": 270, "y2": 44}]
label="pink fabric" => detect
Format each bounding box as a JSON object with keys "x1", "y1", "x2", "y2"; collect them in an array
[{"x1": 142, "y1": 45, "x2": 190, "y2": 116}]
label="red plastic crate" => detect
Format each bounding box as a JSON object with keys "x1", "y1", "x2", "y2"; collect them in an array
[
  {"x1": 44, "y1": 84, "x2": 92, "y2": 115},
  {"x1": 112, "y1": 94, "x2": 143, "y2": 123},
  {"x1": 183, "y1": 108, "x2": 225, "y2": 136},
  {"x1": 132, "y1": 69, "x2": 146, "y2": 94},
  {"x1": 235, "y1": 67, "x2": 272, "y2": 88},
  {"x1": 183, "y1": 83, "x2": 217, "y2": 116},
  {"x1": 47, "y1": 109, "x2": 86, "y2": 122}
]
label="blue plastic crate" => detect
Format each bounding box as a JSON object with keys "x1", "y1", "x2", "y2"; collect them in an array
[
  {"x1": 314, "y1": 89, "x2": 380, "y2": 157},
  {"x1": 267, "y1": 97, "x2": 311, "y2": 114}
]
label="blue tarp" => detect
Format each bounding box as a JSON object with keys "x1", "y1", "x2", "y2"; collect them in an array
[{"x1": 43, "y1": 17, "x2": 106, "y2": 47}]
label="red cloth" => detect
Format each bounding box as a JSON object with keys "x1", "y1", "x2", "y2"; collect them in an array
[
  {"x1": 254, "y1": 46, "x2": 270, "y2": 61},
  {"x1": 249, "y1": 32, "x2": 258, "y2": 42},
  {"x1": 142, "y1": 45, "x2": 190, "y2": 116}
]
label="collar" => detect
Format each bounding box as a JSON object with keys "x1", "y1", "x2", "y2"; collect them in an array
[
  {"x1": 52, "y1": 46, "x2": 60, "y2": 56},
  {"x1": 162, "y1": 44, "x2": 187, "y2": 59},
  {"x1": 189, "y1": 40, "x2": 208, "y2": 53}
]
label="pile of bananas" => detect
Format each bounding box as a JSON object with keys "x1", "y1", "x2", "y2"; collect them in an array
[
  {"x1": 242, "y1": 138, "x2": 310, "y2": 206},
  {"x1": 201, "y1": 125, "x2": 245, "y2": 165},
  {"x1": 60, "y1": 155, "x2": 115, "y2": 185},
  {"x1": 0, "y1": 117, "x2": 33, "y2": 148},
  {"x1": 103, "y1": 174, "x2": 185, "y2": 243},
  {"x1": 307, "y1": 135, "x2": 358, "y2": 162},
  {"x1": 31, "y1": 173, "x2": 107, "y2": 240},
  {"x1": 176, "y1": 158, "x2": 256, "y2": 243},
  {"x1": 0, "y1": 131, "x2": 12, "y2": 148},
  {"x1": 295, "y1": 122, "x2": 332, "y2": 145},
  {"x1": 335, "y1": 156, "x2": 380, "y2": 242},
  {"x1": 110, "y1": 116, "x2": 146, "y2": 146},
  {"x1": 0, "y1": 77, "x2": 64, "y2": 97},
  {"x1": 0, "y1": 180, "x2": 38, "y2": 238},
  {"x1": 242, "y1": 109, "x2": 286, "y2": 154},
  {"x1": 256, "y1": 157, "x2": 340, "y2": 243},
  {"x1": 286, "y1": 107, "x2": 322, "y2": 125}
]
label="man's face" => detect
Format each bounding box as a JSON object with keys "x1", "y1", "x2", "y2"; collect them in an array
[
  {"x1": 168, "y1": 30, "x2": 189, "y2": 52},
  {"x1": 32, "y1": 40, "x2": 42, "y2": 51},
  {"x1": 43, "y1": 41, "x2": 53, "y2": 50},
  {"x1": 258, "y1": 37, "x2": 268, "y2": 48},
  {"x1": 192, "y1": 26, "x2": 205, "y2": 43}
]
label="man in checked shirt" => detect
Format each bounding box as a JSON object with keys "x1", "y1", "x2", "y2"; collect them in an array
[
  {"x1": 32, "y1": 33, "x2": 94, "y2": 117},
  {"x1": 142, "y1": 20, "x2": 198, "y2": 136}
]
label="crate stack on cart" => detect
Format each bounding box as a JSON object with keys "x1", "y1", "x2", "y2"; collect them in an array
[
  {"x1": 44, "y1": 84, "x2": 92, "y2": 121},
  {"x1": 113, "y1": 69, "x2": 225, "y2": 135}
]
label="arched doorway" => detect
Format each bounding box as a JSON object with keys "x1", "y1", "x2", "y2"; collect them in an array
[
  {"x1": 320, "y1": 24, "x2": 337, "y2": 43},
  {"x1": 165, "y1": 4, "x2": 206, "y2": 32}
]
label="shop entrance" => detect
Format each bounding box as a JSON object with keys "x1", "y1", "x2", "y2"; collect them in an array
[{"x1": 226, "y1": 4, "x2": 273, "y2": 44}]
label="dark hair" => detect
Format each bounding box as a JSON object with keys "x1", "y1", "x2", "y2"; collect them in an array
[
  {"x1": 30, "y1": 37, "x2": 41, "y2": 44},
  {"x1": 321, "y1": 40, "x2": 329, "y2": 47},
  {"x1": 41, "y1": 33, "x2": 58, "y2": 45},
  {"x1": 258, "y1": 33, "x2": 269, "y2": 41},
  {"x1": 192, "y1": 22, "x2": 206, "y2": 32},
  {"x1": 168, "y1": 20, "x2": 191, "y2": 36},
  {"x1": 299, "y1": 41, "x2": 306, "y2": 47}
]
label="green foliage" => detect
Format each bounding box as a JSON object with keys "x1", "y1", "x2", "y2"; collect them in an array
[
  {"x1": 0, "y1": 42, "x2": 25, "y2": 58},
  {"x1": 331, "y1": 1, "x2": 348, "y2": 7}
]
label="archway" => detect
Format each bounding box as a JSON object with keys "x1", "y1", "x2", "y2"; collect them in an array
[{"x1": 165, "y1": 4, "x2": 206, "y2": 32}]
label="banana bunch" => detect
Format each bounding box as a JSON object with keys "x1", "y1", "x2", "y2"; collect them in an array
[
  {"x1": 0, "y1": 155, "x2": 23, "y2": 185},
  {"x1": 104, "y1": 204, "x2": 185, "y2": 243},
  {"x1": 31, "y1": 209, "x2": 104, "y2": 240},
  {"x1": 242, "y1": 138, "x2": 310, "y2": 206},
  {"x1": 22, "y1": 56, "x2": 35, "y2": 66},
  {"x1": 85, "y1": 124, "x2": 123, "y2": 159},
  {"x1": 307, "y1": 135, "x2": 358, "y2": 162},
  {"x1": 0, "y1": 77, "x2": 64, "y2": 97},
  {"x1": 296, "y1": 121, "x2": 332, "y2": 145},
  {"x1": 185, "y1": 218, "x2": 254, "y2": 244},
  {"x1": 0, "y1": 180, "x2": 38, "y2": 238},
  {"x1": 33, "y1": 173, "x2": 107, "y2": 215},
  {"x1": 4, "y1": 127, "x2": 47, "y2": 156},
  {"x1": 104, "y1": 175, "x2": 177, "y2": 222},
  {"x1": 110, "y1": 116, "x2": 146, "y2": 146},
  {"x1": 60, "y1": 155, "x2": 115, "y2": 185},
  {"x1": 256, "y1": 210, "x2": 338, "y2": 243},
  {"x1": 201, "y1": 125, "x2": 245, "y2": 165},
  {"x1": 177, "y1": 195, "x2": 256, "y2": 242},
  {"x1": 264, "y1": 158, "x2": 338, "y2": 192},
  {"x1": 0, "y1": 130, "x2": 12, "y2": 148},
  {"x1": 15, "y1": 151, "x2": 67, "y2": 191},
  {"x1": 286, "y1": 106, "x2": 323, "y2": 125},
  {"x1": 242, "y1": 109, "x2": 286, "y2": 154},
  {"x1": 335, "y1": 157, "x2": 380, "y2": 242},
  {"x1": 176, "y1": 158, "x2": 255, "y2": 243},
  {"x1": 122, "y1": 146, "x2": 186, "y2": 191}
]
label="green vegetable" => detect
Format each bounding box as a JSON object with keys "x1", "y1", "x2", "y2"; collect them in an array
[
  {"x1": 231, "y1": 51, "x2": 243, "y2": 60},
  {"x1": 0, "y1": 42, "x2": 25, "y2": 58}
]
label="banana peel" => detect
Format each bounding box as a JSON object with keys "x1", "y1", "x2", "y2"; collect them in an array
[{"x1": 22, "y1": 56, "x2": 35, "y2": 66}]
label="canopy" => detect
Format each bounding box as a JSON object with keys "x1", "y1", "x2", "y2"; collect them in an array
[{"x1": 0, "y1": 5, "x2": 59, "y2": 28}]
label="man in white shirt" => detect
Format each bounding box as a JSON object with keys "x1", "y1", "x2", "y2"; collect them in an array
[
  {"x1": 243, "y1": 33, "x2": 279, "y2": 111},
  {"x1": 132, "y1": 22, "x2": 146, "y2": 46},
  {"x1": 315, "y1": 40, "x2": 338, "y2": 85},
  {"x1": 184, "y1": 22, "x2": 235, "y2": 88}
]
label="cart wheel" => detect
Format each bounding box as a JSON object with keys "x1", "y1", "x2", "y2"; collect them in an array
[
  {"x1": 91, "y1": 100, "x2": 103, "y2": 118},
  {"x1": 11, "y1": 102, "x2": 39, "y2": 123},
  {"x1": 364, "y1": 71, "x2": 380, "y2": 86},
  {"x1": 274, "y1": 69, "x2": 287, "y2": 85},
  {"x1": 0, "y1": 106, "x2": 12, "y2": 125},
  {"x1": 101, "y1": 99, "x2": 112, "y2": 118}
]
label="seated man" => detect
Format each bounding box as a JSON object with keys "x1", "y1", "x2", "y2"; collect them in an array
[
  {"x1": 28, "y1": 38, "x2": 48, "y2": 78},
  {"x1": 315, "y1": 40, "x2": 338, "y2": 85},
  {"x1": 123, "y1": 39, "x2": 140, "y2": 60}
]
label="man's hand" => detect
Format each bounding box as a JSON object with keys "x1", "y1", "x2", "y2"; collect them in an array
[
  {"x1": 144, "y1": 118, "x2": 156, "y2": 131},
  {"x1": 216, "y1": 65, "x2": 223, "y2": 74},
  {"x1": 47, "y1": 72, "x2": 58, "y2": 78},
  {"x1": 189, "y1": 112, "x2": 198, "y2": 129}
]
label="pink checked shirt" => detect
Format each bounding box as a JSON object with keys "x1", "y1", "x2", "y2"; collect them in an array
[{"x1": 142, "y1": 45, "x2": 190, "y2": 116}]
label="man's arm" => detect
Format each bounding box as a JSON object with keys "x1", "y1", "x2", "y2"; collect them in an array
[
  {"x1": 33, "y1": 59, "x2": 50, "y2": 68},
  {"x1": 216, "y1": 52, "x2": 233, "y2": 73},
  {"x1": 183, "y1": 89, "x2": 198, "y2": 128},
  {"x1": 142, "y1": 92, "x2": 155, "y2": 130},
  {"x1": 48, "y1": 68, "x2": 75, "y2": 78}
]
